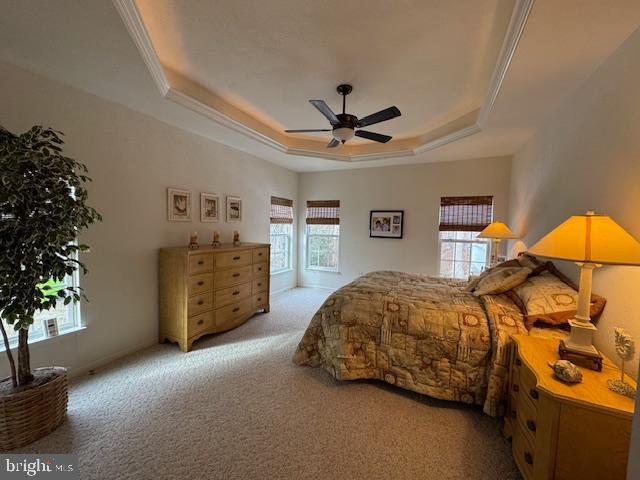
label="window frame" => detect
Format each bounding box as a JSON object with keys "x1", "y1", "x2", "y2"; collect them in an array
[
  {"x1": 305, "y1": 224, "x2": 340, "y2": 272},
  {"x1": 438, "y1": 231, "x2": 491, "y2": 279},
  {"x1": 269, "y1": 223, "x2": 293, "y2": 274}
]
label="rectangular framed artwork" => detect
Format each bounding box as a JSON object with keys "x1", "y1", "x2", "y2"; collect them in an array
[
  {"x1": 167, "y1": 188, "x2": 192, "y2": 222},
  {"x1": 369, "y1": 210, "x2": 404, "y2": 239},
  {"x1": 200, "y1": 193, "x2": 220, "y2": 222},
  {"x1": 226, "y1": 196, "x2": 242, "y2": 223}
]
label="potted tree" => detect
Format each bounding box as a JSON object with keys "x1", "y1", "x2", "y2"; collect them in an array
[{"x1": 0, "y1": 125, "x2": 101, "y2": 449}]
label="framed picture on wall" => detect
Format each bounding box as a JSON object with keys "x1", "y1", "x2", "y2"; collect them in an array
[
  {"x1": 226, "y1": 196, "x2": 242, "y2": 222},
  {"x1": 200, "y1": 193, "x2": 220, "y2": 222},
  {"x1": 167, "y1": 188, "x2": 192, "y2": 222},
  {"x1": 369, "y1": 210, "x2": 404, "y2": 239}
]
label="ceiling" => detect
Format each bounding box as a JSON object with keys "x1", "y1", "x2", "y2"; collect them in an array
[{"x1": 0, "y1": 1, "x2": 639, "y2": 171}]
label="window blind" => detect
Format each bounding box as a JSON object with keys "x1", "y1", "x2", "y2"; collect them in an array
[
  {"x1": 306, "y1": 200, "x2": 340, "y2": 225},
  {"x1": 439, "y1": 196, "x2": 493, "y2": 232},
  {"x1": 270, "y1": 196, "x2": 293, "y2": 224}
]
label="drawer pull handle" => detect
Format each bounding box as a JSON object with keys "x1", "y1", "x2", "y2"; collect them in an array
[
  {"x1": 197, "y1": 281, "x2": 204, "y2": 286},
  {"x1": 233, "y1": 273, "x2": 240, "y2": 278},
  {"x1": 512, "y1": 384, "x2": 519, "y2": 393},
  {"x1": 197, "y1": 300, "x2": 204, "y2": 305},
  {"x1": 257, "y1": 267, "x2": 262, "y2": 271},
  {"x1": 524, "y1": 452, "x2": 533, "y2": 466},
  {"x1": 529, "y1": 388, "x2": 539, "y2": 400},
  {"x1": 258, "y1": 252, "x2": 262, "y2": 256},
  {"x1": 510, "y1": 409, "x2": 517, "y2": 419},
  {"x1": 197, "y1": 319, "x2": 204, "y2": 326},
  {"x1": 257, "y1": 297, "x2": 262, "y2": 302},
  {"x1": 233, "y1": 307, "x2": 240, "y2": 313},
  {"x1": 257, "y1": 283, "x2": 262, "y2": 287},
  {"x1": 232, "y1": 291, "x2": 240, "y2": 296},
  {"x1": 515, "y1": 358, "x2": 522, "y2": 366},
  {"x1": 233, "y1": 256, "x2": 241, "y2": 260},
  {"x1": 198, "y1": 260, "x2": 204, "y2": 265},
  {"x1": 526, "y1": 419, "x2": 536, "y2": 432}
]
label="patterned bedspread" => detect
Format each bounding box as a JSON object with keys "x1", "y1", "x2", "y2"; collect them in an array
[{"x1": 293, "y1": 271, "x2": 528, "y2": 416}]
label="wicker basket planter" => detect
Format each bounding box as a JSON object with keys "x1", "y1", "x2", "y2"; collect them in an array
[{"x1": 0, "y1": 367, "x2": 68, "y2": 450}]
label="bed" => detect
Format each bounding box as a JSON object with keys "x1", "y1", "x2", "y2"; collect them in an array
[{"x1": 293, "y1": 258, "x2": 605, "y2": 417}]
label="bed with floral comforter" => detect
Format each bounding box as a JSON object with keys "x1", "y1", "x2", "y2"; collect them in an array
[{"x1": 293, "y1": 271, "x2": 530, "y2": 417}]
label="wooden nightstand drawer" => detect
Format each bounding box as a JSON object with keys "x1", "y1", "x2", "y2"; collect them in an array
[
  {"x1": 188, "y1": 273, "x2": 213, "y2": 296},
  {"x1": 189, "y1": 253, "x2": 213, "y2": 275},
  {"x1": 214, "y1": 282, "x2": 252, "y2": 308},
  {"x1": 513, "y1": 423, "x2": 535, "y2": 480},
  {"x1": 214, "y1": 265, "x2": 253, "y2": 289},
  {"x1": 215, "y1": 250, "x2": 252, "y2": 269},
  {"x1": 252, "y1": 292, "x2": 268, "y2": 310},
  {"x1": 253, "y1": 262, "x2": 268, "y2": 277},
  {"x1": 188, "y1": 310, "x2": 213, "y2": 337},
  {"x1": 519, "y1": 361, "x2": 540, "y2": 405},
  {"x1": 188, "y1": 291, "x2": 213, "y2": 316},
  {"x1": 516, "y1": 389, "x2": 538, "y2": 443},
  {"x1": 253, "y1": 247, "x2": 269, "y2": 263}
]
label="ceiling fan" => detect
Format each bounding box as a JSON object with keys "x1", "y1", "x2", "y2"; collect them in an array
[{"x1": 285, "y1": 84, "x2": 401, "y2": 148}]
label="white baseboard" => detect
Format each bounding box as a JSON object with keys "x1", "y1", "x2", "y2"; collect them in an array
[
  {"x1": 68, "y1": 336, "x2": 158, "y2": 379},
  {"x1": 298, "y1": 284, "x2": 336, "y2": 292},
  {"x1": 270, "y1": 286, "x2": 294, "y2": 297}
]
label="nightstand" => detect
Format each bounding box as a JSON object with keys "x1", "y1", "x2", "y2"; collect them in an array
[{"x1": 504, "y1": 334, "x2": 636, "y2": 480}]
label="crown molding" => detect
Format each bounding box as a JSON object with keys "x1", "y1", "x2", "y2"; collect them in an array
[{"x1": 113, "y1": 0, "x2": 534, "y2": 163}]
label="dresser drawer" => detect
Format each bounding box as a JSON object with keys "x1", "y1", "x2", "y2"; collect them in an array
[
  {"x1": 215, "y1": 298, "x2": 253, "y2": 331},
  {"x1": 214, "y1": 265, "x2": 253, "y2": 289},
  {"x1": 188, "y1": 291, "x2": 213, "y2": 316},
  {"x1": 214, "y1": 282, "x2": 252, "y2": 308},
  {"x1": 253, "y1": 247, "x2": 269, "y2": 263},
  {"x1": 252, "y1": 262, "x2": 268, "y2": 277},
  {"x1": 252, "y1": 278, "x2": 267, "y2": 294},
  {"x1": 189, "y1": 253, "x2": 213, "y2": 275},
  {"x1": 188, "y1": 310, "x2": 213, "y2": 337},
  {"x1": 214, "y1": 250, "x2": 252, "y2": 270},
  {"x1": 252, "y1": 292, "x2": 268, "y2": 310},
  {"x1": 512, "y1": 423, "x2": 535, "y2": 480},
  {"x1": 519, "y1": 361, "x2": 540, "y2": 405},
  {"x1": 188, "y1": 273, "x2": 213, "y2": 296}
]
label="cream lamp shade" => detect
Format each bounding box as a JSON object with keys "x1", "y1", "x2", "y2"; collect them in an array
[
  {"x1": 527, "y1": 211, "x2": 640, "y2": 265},
  {"x1": 477, "y1": 222, "x2": 518, "y2": 240}
]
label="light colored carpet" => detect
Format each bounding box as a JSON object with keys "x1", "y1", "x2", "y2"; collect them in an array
[{"x1": 18, "y1": 288, "x2": 520, "y2": 479}]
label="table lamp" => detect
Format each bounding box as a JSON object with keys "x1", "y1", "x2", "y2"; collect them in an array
[
  {"x1": 478, "y1": 221, "x2": 518, "y2": 266},
  {"x1": 527, "y1": 211, "x2": 640, "y2": 369}
]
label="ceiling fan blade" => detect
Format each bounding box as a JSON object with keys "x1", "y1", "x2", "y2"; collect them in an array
[
  {"x1": 355, "y1": 106, "x2": 401, "y2": 128},
  {"x1": 284, "y1": 129, "x2": 332, "y2": 132},
  {"x1": 355, "y1": 130, "x2": 392, "y2": 143},
  {"x1": 326, "y1": 138, "x2": 340, "y2": 148},
  {"x1": 309, "y1": 100, "x2": 340, "y2": 125}
]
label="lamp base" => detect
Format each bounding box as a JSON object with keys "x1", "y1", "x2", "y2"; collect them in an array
[{"x1": 559, "y1": 339, "x2": 603, "y2": 371}]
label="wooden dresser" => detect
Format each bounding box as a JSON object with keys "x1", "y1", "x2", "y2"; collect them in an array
[
  {"x1": 504, "y1": 335, "x2": 636, "y2": 480},
  {"x1": 159, "y1": 243, "x2": 270, "y2": 352}
]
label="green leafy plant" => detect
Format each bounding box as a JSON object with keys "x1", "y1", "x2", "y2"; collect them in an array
[{"x1": 0, "y1": 125, "x2": 101, "y2": 388}]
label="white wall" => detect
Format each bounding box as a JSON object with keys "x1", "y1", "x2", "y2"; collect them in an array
[
  {"x1": 505, "y1": 28, "x2": 640, "y2": 478},
  {"x1": 0, "y1": 62, "x2": 298, "y2": 377},
  {"x1": 298, "y1": 157, "x2": 512, "y2": 290}
]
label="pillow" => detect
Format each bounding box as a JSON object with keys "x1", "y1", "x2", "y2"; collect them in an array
[
  {"x1": 516, "y1": 253, "x2": 543, "y2": 270},
  {"x1": 465, "y1": 259, "x2": 521, "y2": 292},
  {"x1": 512, "y1": 271, "x2": 606, "y2": 329},
  {"x1": 473, "y1": 266, "x2": 532, "y2": 296}
]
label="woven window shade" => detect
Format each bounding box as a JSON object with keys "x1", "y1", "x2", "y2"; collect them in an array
[
  {"x1": 439, "y1": 196, "x2": 493, "y2": 232},
  {"x1": 306, "y1": 200, "x2": 340, "y2": 225},
  {"x1": 270, "y1": 196, "x2": 293, "y2": 224}
]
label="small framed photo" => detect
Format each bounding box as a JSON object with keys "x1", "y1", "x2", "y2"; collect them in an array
[
  {"x1": 44, "y1": 318, "x2": 59, "y2": 337},
  {"x1": 200, "y1": 193, "x2": 220, "y2": 223},
  {"x1": 167, "y1": 188, "x2": 192, "y2": 222},
  {"x1": 226, "y1": 196, "x2": 242, "y2": 223},
  {"x1": 370, "y1": 210, "x2": 404, "y2": 239}
]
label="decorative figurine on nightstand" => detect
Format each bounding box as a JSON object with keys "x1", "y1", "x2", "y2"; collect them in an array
[
  {"x1": 233, "y1": 230, "x2": 241, "y2": 246},
  {"x1": 548, "y1": 359, "x2": 583, "y2": 383},
  {"x1": 607, "y1": 327, "x2": 636, "y2": 399},
  {"x1": 211, "y1": 230, "x2": 221, "y2": 248},
  {"x1": 188, "y1": 231, "x2": 199, "y2": 250}
]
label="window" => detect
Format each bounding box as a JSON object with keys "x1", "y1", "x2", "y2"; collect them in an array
[
  {"x1": 1, "y1": 272, "x2": 81, "y2": 349},
  {"x1": 270, "y1": 197, "x2": 293, "y2": 274},
  {"x1": 305, "y1": 200, "x2": 340, "y2": 272},
  {"x1": 438, "y1": 196, "x2": 493, "y2": 279}
]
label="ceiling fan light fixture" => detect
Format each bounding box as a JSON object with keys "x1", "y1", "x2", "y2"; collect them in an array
[{"x1": 332, "y1": 127, "x2": 354, "y2": 142}]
